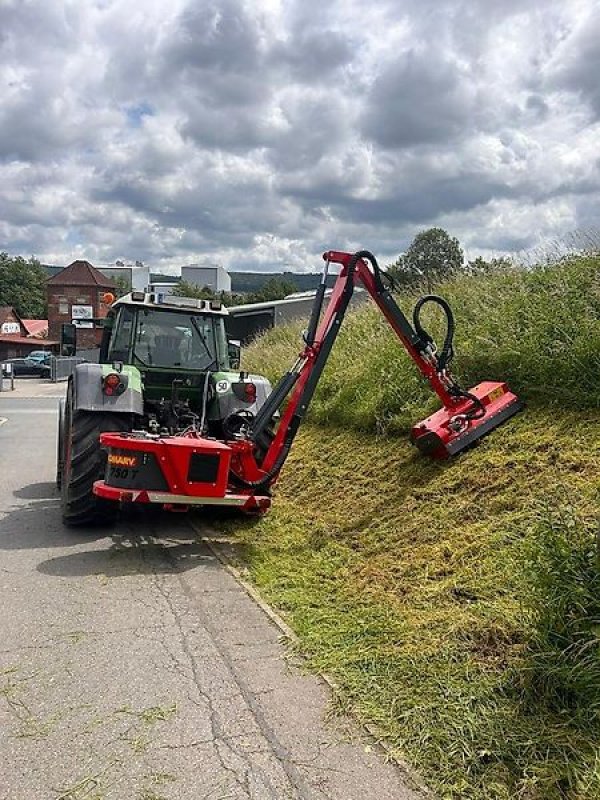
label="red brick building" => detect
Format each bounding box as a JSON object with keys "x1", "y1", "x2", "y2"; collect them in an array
[
  {"x1": 47, "y1": 261, "x2": 115, "y2": 350},
  {"x1": 0, "y1": 307, "x2": 55, "y2": 361}
]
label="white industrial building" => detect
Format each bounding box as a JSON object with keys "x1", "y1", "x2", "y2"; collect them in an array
[
  {"x1": 95, "y1": 262, "x2": 231, "y2": 295},
  {"x1": 181, "y1": 264, "x2": 231, "y2": 293},
  {"x1": 99, "y1": 264, "x2": 150, "y2": 292}
]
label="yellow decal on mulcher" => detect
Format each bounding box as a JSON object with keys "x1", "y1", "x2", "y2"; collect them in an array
[
  {"x1": 108, "y1": 454, "x2": 138, "y2": 468},
  {"x1": 488, "y1": 386, "x2": 505, "y2": 403}
]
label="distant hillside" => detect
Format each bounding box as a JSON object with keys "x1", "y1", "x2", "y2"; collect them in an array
[
  {"x1": 230, "y1": 271, "x2": 336, "y2": 294},
  {"x1": 150, "y1": 270, "x2": 335, "y2": 294},
  {"x1": 41, "y1": 265, "x2": 64, "y2": 278},
  {"x1": 149, "y1": 273, "x2": 181, "y2": 284},
  {"x1": 44, "y1": 264, "x2": 335, "y2": 294}
]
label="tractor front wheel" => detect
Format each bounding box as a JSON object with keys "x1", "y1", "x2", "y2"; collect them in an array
[{"x1": 61, "y1": 398, "x2": 130, "y2": 527}]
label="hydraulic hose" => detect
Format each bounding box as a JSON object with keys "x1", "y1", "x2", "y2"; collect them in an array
[
  {"x1": 412, "y1": 295, "x2": 455, "y2": 372},
  {"x1": 230, "y1": 421, "x2": 298, "y2": 491},
  {"x1": 362, "y1": 252, "x2": 486, "y2": 421},
  {"x1": 448, "y1": 385, "x2": 486, "y2": 420},
  {"x1": 412, "y1": 296, "x2": 486, "y2": 419}
]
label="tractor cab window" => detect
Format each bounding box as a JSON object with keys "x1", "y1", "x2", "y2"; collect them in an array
[
  {"x1": 132, "y1": 309, "x2": 218, "y2": 370},
  {"x1": 107, "y1": 306, "x2": 134, "y2": 362}
]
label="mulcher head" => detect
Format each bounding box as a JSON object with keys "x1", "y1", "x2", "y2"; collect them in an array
[{"x1": 410, "y1": 381, "x2": 523, "y2": 459}]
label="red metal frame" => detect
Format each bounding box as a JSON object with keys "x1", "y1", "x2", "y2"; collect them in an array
[
  {"x1": 261, "y1": 251, "x2": 457, "y2": 472},
  {"x1": 94, "y1": 431, "x2": 271, "y2": 512},
  {"x1": 260, "y1": 251, "x2": 521, "y2": 470}
]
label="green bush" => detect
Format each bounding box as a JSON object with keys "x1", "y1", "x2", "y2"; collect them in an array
[{"x1": 243, "y1": 255, "x2": 600, "y2": 433}]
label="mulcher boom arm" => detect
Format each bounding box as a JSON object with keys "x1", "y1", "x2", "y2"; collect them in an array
[{"x1": 250, "y1": 249, "x2": 521, "y2": 475}]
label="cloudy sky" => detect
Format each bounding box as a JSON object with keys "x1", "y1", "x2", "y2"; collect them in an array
[{"x1": 1, "y1": 0, "x2": 599, "y2": 273}]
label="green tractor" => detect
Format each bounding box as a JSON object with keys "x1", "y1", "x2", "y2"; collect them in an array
[{"x1": 56, "y1": 291, "x2": 272, "y2": 525}]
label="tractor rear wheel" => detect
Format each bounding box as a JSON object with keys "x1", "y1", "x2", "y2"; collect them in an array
[
  {"x1": 61, "y1": 398, "x2": 130, "y2": 527},
  {"x1": 56, "y1": 399, "x2": 65, "y2": 490}
]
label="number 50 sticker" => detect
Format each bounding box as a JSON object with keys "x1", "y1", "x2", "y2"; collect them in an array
[{"x1": 216, "y1": 379, "x2": 230, "y2": 393}]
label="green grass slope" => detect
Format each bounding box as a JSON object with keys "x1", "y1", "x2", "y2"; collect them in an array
[{"x1": 219, "y1": 256, "x2": 600, "y2": 800}]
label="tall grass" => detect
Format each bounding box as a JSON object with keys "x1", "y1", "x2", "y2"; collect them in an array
[
  {"x1": 243, "y1": 256, "x2": 600, "y2": 433},
  {"x1": 522, "y1": 505, "x2": 600, "y2": 719}
]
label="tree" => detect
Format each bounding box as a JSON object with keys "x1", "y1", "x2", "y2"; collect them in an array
[
  {"x1": 112, "y1": 274, "x2": 131, "y2": 298},
  {"x1": 174, "y1": 281, "x2": 219, "y2": 301},
  {"x1": 393, "y1": 228, "x2": 464, "y2": 291},
  {"x1": 174, "y1": 276, "x2": 297, "y2": 306},
  {"x1": 250, "y1": 276, "x2": 297, "y2": 303},
  {"x1": 0, "y1": 253, "x2": 48, "y2": 318},
  {"x1": 173, "y1": 281, "x2": 247, "y2": 307},
  {"x1": 386, "y1": 255, "x2": 424, "y2": 291}
]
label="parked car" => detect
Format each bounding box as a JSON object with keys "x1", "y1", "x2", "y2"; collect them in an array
[
  {"x1": 2, "y1": 357, "x2": 51, "y2": 378},
  {"x1": 26, "y1": 350, "x2": 52, "y2": 363}
]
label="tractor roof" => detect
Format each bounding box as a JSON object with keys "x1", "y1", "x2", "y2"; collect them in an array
[{"x1": 113, "y1": 292, "x2": 229, "y2": 316}]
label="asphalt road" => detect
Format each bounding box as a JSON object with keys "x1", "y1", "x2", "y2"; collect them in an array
[{"x1": 0, "y1": 387, "x2": 420, "y2": 800}]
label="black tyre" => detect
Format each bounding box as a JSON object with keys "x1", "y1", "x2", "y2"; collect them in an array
[
  {"x1": 56, "y1": 399, "x2": 65, "y2": 490},
  {"x1": 61, "y1": 394, "x2": 131, "y2": 526}
]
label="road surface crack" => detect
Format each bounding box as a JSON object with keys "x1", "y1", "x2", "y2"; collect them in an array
[{"x1": 141, "y1": 539, "x2": 326, "y2": 799}]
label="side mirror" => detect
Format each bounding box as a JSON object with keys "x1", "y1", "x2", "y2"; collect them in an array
[
  {"x1": 60, "y1": 323, "x2": 77, "y2": 356},
  {"x1": 228, "y1": 340, "x2": 241, "y2": 370}
]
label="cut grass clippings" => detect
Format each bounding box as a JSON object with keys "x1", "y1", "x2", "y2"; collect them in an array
[{"x1": 217, "y1": 414, "x2": 600, "y2": 799}]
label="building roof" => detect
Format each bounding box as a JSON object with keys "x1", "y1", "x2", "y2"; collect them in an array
[
  {"x1": 0, "y1": 334, "x2": 58, "y2": 346},
  {"x1": 47, "y1": 260, "x2": 115, "y2": 288},
  {"x1": 0, "y1": 306, "x2": 28, "y2": 338},
  {"x1": 0, "y1": 306, "x2": 24, "y2": 326},
  {"x1": 22, "y1": 319, "x2": 49, "y2": 338},
  {"x1": 0, "y1": 308, "x2": 49, "y2": 338}
]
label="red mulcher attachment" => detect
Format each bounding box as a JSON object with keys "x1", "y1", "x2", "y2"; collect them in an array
[
  {"x1": 319, "y1": 249, "x2": 523, "y2": 460},
  {"x1": 410, "y1": 380, "x2": 522, "y2": 458}
]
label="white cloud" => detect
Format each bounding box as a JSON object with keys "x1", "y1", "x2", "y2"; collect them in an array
[{"x1": 0, "y1": 0, "x2": 599, "y2": 271}]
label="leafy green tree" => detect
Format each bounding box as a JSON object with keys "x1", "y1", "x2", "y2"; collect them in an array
[
  {"x1": 250, "y1": 276, "x2": 297, "y2": 302},
  {"x1": 174, "y1": 280, "x2": 248, "y2": 307},
  {"x1": 386, "y1": 255, "x2": 424, "y2": 291},
  {"x1": 112, "y1": 274, "x2": 131, "y2": 298},
  {"x1": 175, "y1": 276, "x2": 297, "y2": 305},
  {"x1": 173, "y1": 280, "x2": 214, "y2": 300},
  {"x1": 175, "y1": 275, "x2": 297, "y2": 306},
  {"x1": 0, "y1": 253, "x2": 48, "y2": 318},
  {"x1": 394, "y1": 228, "x2": 464, "y2": 291}
]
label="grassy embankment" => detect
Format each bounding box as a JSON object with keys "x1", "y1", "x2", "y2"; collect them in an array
[{"x1": 220, "y1": 256, "x2": 600, "y2": 800}]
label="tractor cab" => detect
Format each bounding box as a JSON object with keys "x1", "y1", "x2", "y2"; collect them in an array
[
  {"x1": 101, "y1": 292, "x2": 231, "y2": 369},
  {"x1": 99, "y1": 293, "x2": 234, "y2": 412}
]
